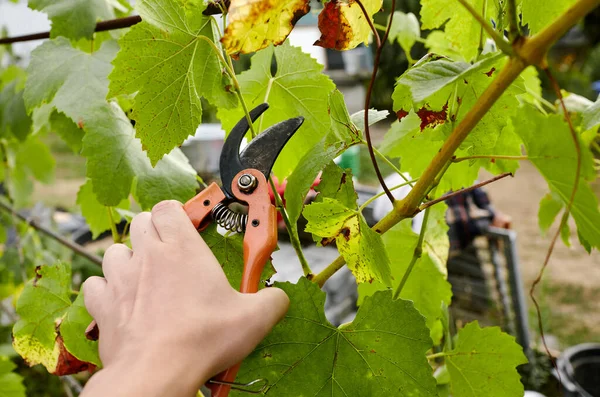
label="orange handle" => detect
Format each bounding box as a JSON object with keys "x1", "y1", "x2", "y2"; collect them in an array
[{"x1": 205, "y1": 170, "x2": 277, "y2": 397}]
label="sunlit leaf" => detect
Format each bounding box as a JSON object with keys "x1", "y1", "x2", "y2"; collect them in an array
[
  {"x1": 520, "y1": 0, "x2": 578, "y2": 34},
  {"x1": 315, "y1": 0, "x2": 383, "y2": 51},
  {"x1": 222, "y1": 0, "x2": 310, "y2": 55},
  {"x1": 0, "y1": 356, "x2": 25, "y2": 397},
  {"x1": 77, "y1": 179, "x2": 130, "y2": 239}
]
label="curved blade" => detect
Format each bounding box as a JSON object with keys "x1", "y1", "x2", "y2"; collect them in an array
[
  {"x1": 239, "y1": 116, "x2": 304, "y2": 179},
  {"x1": 220, "y1": 104, "x2": 270, "y2": 198}
]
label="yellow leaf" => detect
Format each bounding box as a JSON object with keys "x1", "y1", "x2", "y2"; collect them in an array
[
  {"x1": 222, "y1": 0, "x2": 310, "y2": 55},
  {"x1": 315, "y1": 0, "x2": 382, "y2": 51}
]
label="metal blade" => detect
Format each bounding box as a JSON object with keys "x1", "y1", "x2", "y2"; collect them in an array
[
  {"x1": 239, "y1": 116, "x2": 304, "y2": 178},
  {"x1": 220, "y1": 104, "x2": 269, "y2": 198}
]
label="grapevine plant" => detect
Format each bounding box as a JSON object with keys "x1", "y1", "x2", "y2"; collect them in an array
[{"x1": 0, "y1": 0, "x2": 599, "y2": 395}]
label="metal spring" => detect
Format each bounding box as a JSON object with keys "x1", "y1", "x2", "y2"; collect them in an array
[{"x1": 211, "y1": 202, "x2": 247, "y2": 233}]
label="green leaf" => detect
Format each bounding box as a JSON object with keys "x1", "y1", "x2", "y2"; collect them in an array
[
  {"x1": 0, "y1": 68, "x2": 31, "y2": 141},
  {"x1": 0, "y1": 356, "x2": 25, "y2": 397},
  {"x1": 49, "y1": 112, "x2": 85, "y2": 153},
  {"x1": 200, "y1": 224, "x2": 275, "y2": 290},
  {"x1": 28, "y1": 0, "x2": 118, "y2": 40},
  {"x1": 538, "y1": 192, "x2": 563, "y2": 236},
  {"x1": 59, "y1": 292, "x2": 102, "y2": 367},
  {"x1": 446, "y1": 321, "x2": 528, "y2": 397},
  {"x1": 234, "y1": 278, "x2": 437, "y2": 396},
  {"x1": 304, "y1": 198, "x2": 392, "y2": 286},
  {"x1": 350, "y1": 108, "x2": 389, "y2": 133},
  {"x1": 284, "y1": 90, "x2": 361, "y2": 242},
  {"x1": 420, "y1": 0, "x2": 498, "y2": 61},
  {"x1": 13, "y1": 262, "x2": 98, "y2": 374},
  {"x1": 24, "y1": 38, "x2": 119, "y2": 121},
  {"x1": 358, "y1": 205, "x2": 452, "y2": 342},
  {"x1": 583, "y1": 97, "x2": 600, "y2": 131},
  {"x1": 82, "y1": 103, "x2": 198, "y2": 208},
  {"x1": 388, "y1": 11, "x2": 421, "y2": 56},
  {"x1": 77, "y1": 179, "x2": 130, "y2": 239},
  {"x1": 514, "y1": 111, "x2": 600, "y2": 250},
  {"x1": 315, "y1": 163, "x2": 357, "y2": 209},
  {"x1": 108, "y1": 0, "x2": 236, "y2": 164},
  {"x1": 520, "y1": 0, "x2": 578, "y2": 34},
  {"x1": 217, "y1": 42, "x2": 336, "y2": 177}
]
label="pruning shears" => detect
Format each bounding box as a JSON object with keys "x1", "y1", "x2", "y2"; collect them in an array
[
  {"x1": 84, "y1": 104, "x2": 302, "y2": 396},
  {"x1": 184, "y1": 104, "x2": 303, "y2": 396}
]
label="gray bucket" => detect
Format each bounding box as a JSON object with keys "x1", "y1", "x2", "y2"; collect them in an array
[{"x1": 557, "y1": 343, "x2": 600, "y2": 397}]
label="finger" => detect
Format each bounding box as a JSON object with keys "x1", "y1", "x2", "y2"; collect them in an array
[
  {"x1": 82, "y1": 276, "x2": 108, "y2": 324},
  {"x1": 130, "y1": 212, "x2": 160, "y2": 251},
  {"x1": 245, "y1": 287, "x2": 289, "y2": 340},
  {"x1": 102, "y1": 244, "x2": 133, "y2": 283},
  {"x1": 151, "y1": 200, "x2": 198, "y2": 243}
]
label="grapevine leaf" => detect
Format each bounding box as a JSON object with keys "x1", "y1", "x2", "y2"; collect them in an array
[
  {"x1": 108, "y1": 0, "x2": 236, "y2": 164},
  {"x1": 27, "y1": 0, "x2": 116, "y2": 40},
  {"x1": 420, "y1": 0, "x2": 498, "y2": 61},
  {"x1": 520, "y1": 0, "x2": 578, "y2": 34},
  {"x1": 0, "y1": 67, "x2": 31, "y2": 141},
  {"x1": 285, "y1": 90, "x2": 362, "y2": 243},
  {"x1": 5, "y1": 137, "x2": 55, "y2": 208},
  {"x1": 200, "y1": 224, "x2": 275, "y2": 290},
  {"x1": 514, "y1": 111, "x2": 600, "y2": 249},
  {"x1": 77, "y1": 179, "x2": 130, "y2": 239},
  {"x1": 222, "y1": 0, "x2": 310, "y2": 55},
  {"x1": 315, "y1": 0, "x2": 382, "y2": 51},
  {"x1": 388, "y1": 11, "x2": 421, "y2": 56},
  {"x1": 446, "y1": 322, "x2": 528, "y2": 397},
  {"x1": 538, "y1": 192, "x2": 563, "y2": 236},
  {"x1": 358, "y1": 205, "x2": 452, "y2": 342},
  {"x1": 82, "y1": 103, "x2": 198, "y2": 209},
  {"x1": 304, "y1": 198, "x2": 392, "y2": 285},
  {"x1": 13, "y1": 262, "x2": 98, "y2": 375},
  {"x1": 217, "y1": 42, "x2": 335, "y2": 177},
  {"x1": 49, "y1": 112, "x2": 85, "y2": 154},
  {"x1": 24, "y1": 38, "x2": 119, "y2": 122},
  {"x1": 424, "y1": 31, "x2": 462, "y2": 60},
  {"x1": 0, "y1": 356, "x2": 25, "y2": 397},
  {"x1": 233, "y1": 278, "x2": 437, "y2": 396},
  {"x1": 59, "y1": 293, "x2": 102, "y2": 368},
  {"x1": 583, "y1": 97, "x2": 600, "y2": 131},
  {"x1": 315, "y1": 163, "x2": 357, "y2": 209}
]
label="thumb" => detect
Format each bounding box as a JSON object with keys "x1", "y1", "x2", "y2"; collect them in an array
[{"x1": 245, "y1": 287, "x2": 289, "y2": 339}]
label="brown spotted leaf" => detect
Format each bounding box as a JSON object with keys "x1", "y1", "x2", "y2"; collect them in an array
[
  {"x1": 222, "y1": 0, "x2": 311, "y2": 55},
  {"x1": 315, "y1": 0, "x2": 383, "y2": 50},
  {"x1": 303, "y1": 198, "x2": 391, "y2": 286},
  {"x1": 13, "y1": 262, "x2": 100, "y2": 375}
]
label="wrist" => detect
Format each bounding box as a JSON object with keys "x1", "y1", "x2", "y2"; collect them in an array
[{"x1": 83, "y1": 347, "x2": 210, "y2": 397}]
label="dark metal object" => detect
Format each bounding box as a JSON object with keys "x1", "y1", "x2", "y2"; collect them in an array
[
  {"x1": 486, "y1": 227, "x2": 531, "y2": 353},
  {"x1": 237, "y1": 174, "x2": 257, "y2": 193},
  {"x1": 211, "y1": 202, "x2": 247, "y2": 233},
  {"x1": 219, "y1": 103, "x2": 303, "y2": 199}
]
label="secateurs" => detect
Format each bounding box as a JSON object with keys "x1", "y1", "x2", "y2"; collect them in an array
[{"x1": 183, "y1": 104, "x2": 303, "y2": 396}]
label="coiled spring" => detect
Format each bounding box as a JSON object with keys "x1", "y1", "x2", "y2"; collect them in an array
[{"x1": 211, "y1": 202, "x2": 248, "y2": 233}]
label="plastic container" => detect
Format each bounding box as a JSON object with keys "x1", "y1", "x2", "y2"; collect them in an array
[{"x1": 556, "y1": 343, "x2": 600, "y2": 397}]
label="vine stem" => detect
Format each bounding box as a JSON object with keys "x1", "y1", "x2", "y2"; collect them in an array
[
  {"x1": 529, "y1": 68, "x2": 582, "y2": 381},
  {"x1": 419, "y1": 172, "x2": 513, "y2": 212},
  {"x1": 357, "y1": 0, "x2": 395, "y2": 203},
  {"x1": 451, "y1": 155, "x2": 529, "y2": 162},
  {"x1": 314, "y1": 0, "x2": 600, "y2": 287},
  {"x1": 359, "y1": 179, "x2": 418, "y2": 211},
  {"x1": 426, "y1": 351, "x2": 447, "y2": 361},
  {"x1": 106, "y1": 207, "x2": 120, "y2": 243},
  {"x1": 0, "y1": 200, "x2": 103, "y2": 267},
  {"x1": 268, "y1": 178, "x2": 312, "y2": 276},
  {"x1": 456, "y1": 0, "x2": 514, "y2": 55},
  {"x1": 507, "y1": 0, "x2": 521, "y2": 41},
  {"x1": 393, "y1": 204, "x2": 432, "y2": 299}
]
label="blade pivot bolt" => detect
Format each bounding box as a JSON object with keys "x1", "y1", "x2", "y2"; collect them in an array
[{"x1": 238, "y1": 174, "x2": 257, "y2": 193}]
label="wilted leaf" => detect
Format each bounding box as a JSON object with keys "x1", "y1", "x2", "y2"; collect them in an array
[{"x1": 222, "y1": 0, "x2": 310, "y2": 55}]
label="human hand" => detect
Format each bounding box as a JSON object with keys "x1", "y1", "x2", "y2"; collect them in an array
[
  {"x1": 81, "y1": 200, "x2": 289, "y2": 397},
  {"x1": 492, "y1": 211, "x2": 512, "y2": 229}
]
